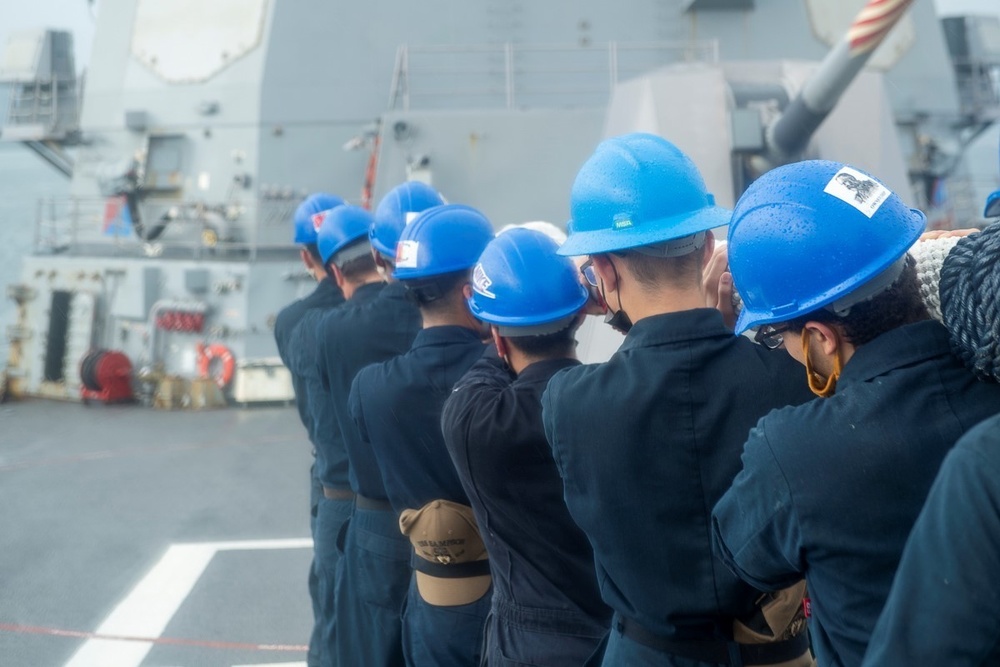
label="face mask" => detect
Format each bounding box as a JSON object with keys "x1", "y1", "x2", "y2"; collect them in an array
[
  {"x1": 604, "y1": 308, "x2": 633, "y2": 335},
  {"x1": 802, "y1": 334, "x2": 843, "y2": 398},
  {"x1": 599, "y1": 256, "x2": 633, "y2": 335}
]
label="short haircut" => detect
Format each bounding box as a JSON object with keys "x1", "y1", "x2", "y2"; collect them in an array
[
  {"x1": 614, "y1": 248, "x2": 703, "y2": 290},
  {"x1": 785, "y1": 254, "x2": 929, "y2": 346},
  {"x1": 404, "y1": 270, "x2": 470, "y2": 313},
  {"x1": 303, "y1": 242, "x2": 323, "y2": 264},
  {"x1": 507, "y1": 325, "x2": 576, "y2": 358},
  {"x1": 337, "y1": 253, "x2": 377, "y2": 281}
]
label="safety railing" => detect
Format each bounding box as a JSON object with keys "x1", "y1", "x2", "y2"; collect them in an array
[
  {"x1": 30, "y1": 196, "x2": 302, "y2": 261},
  {"x1": 1, "y1": 79, "x2": 80, "y2": 138},
  {"x1": 951, "y1": 57, "x2": 1000, "y2": 118},
  {"x1": 387, "y1": 40, "x2": 720, "y2": 111}
]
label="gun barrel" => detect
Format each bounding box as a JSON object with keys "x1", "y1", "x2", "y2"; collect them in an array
[{"x1": 767, "y1": 0, "x2": 915, "y2": 161}]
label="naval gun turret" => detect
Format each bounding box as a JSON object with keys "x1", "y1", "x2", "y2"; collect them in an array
[
  {"x1": 765, "y1": 0, "x2": 916, "y2": 166},
  {"x1": 603, "y1": 0, "x2": 920, "y2": 211}
]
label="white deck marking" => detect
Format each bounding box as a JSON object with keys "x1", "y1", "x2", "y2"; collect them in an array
[{"x1": 63, "y1": 538, "x2": 312, "y2": 667}]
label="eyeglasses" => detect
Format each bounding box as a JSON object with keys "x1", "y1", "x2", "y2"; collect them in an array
[
  {"x1": 580, "y1": 258, "x2": 599, "y2": 287},
  {"x1": 753, "y1": 324, "x2": 791, "y2": 350}
]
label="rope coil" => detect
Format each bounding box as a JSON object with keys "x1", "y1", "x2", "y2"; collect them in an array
[{"x1": 939, "y1": 222, "x2": 1000, "y2": 383}]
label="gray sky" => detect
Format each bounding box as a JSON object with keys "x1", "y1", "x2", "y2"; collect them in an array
[{"x1": 0, "y1": 0, "x2": 998, "y2": 74}]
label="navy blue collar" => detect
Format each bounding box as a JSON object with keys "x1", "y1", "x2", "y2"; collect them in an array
[
  {"x1": 349, "y1": 280, "x2": 385, "y2": 303},
  {"x1": 316, "y1": 276, "x2": 342, "y2": 296},
  {"x1": 412, "y1": 325, "x2": 486, "y2": 349},
  {"x1": 619, "y1": 309, "x2": 731, "y2": 351},
  {"x1": 380, "y1": 281, "x2": 409, "y2": 301},
  {"x1": 516, "y1": 357, "x2": 580, "y2": 385},
  {"x1": 839, "y1": 320, "x2": 952, "y2": 386}
]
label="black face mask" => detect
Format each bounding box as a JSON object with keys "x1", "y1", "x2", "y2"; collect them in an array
[
  {"x1": 604, "y1": 307, "x2": 633, "y2": 335},
  {"x1": 600, "y1": 256, "x2": 633, "y2": 334}
]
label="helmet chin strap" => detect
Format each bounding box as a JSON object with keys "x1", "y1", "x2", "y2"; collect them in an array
[{"x1": 803, "y1": 333, "x2": 843, "y2": 398}]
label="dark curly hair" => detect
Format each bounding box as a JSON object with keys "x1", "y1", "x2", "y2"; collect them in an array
[{"x1": 785, "y1": 254, "x2": 930, "y2": 346}]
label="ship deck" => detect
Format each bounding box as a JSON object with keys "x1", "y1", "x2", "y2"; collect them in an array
[{"x1": 0, "y1": 400, "x2": 314, "y2": 667}]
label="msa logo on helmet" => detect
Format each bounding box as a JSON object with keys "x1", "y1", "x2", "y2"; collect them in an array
[
  {"x1": 472, "y1": 264, "x2": 496, "y2": 298},
  {"x1": 396, "y1": 240, "x2": 420, "y2": 268},
  {"x1": 612, "y1": 215, "x2": 634, "y2": 231},
  {"x1": 311, "y1": 211, "x2": 327, "y2": 230},
  {"x1": 823, "y1": 167, "x2": 891, "y2": 219}
]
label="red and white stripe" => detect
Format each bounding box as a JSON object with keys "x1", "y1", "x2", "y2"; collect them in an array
[{"x1": 847, "y1": 0, "x2": 915, "y2": 56}]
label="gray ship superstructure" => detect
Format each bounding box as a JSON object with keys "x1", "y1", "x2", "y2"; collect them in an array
[{"x1": 0, "y1": 0, "x2": 996, "y2": 403}]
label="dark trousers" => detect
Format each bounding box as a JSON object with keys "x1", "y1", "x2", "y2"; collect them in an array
[
  {"x1": 485, "y1": 596, "x2": 609, "y2": 667},
  {"x1": 308, "y1": 464, "x2": 323, "y2": 667},
  {"x1": 402, "y1": 576, "x2": 491, "y2": 667},
  {"x1": 315, "y1": 494, "x2": 354, "y2": 667},
  {"x1": 602, "y1": 616, "x2": 723, "y2": 667},
  {"x1": 334, "y1": 505, "x2": 411, "y2": 667}
]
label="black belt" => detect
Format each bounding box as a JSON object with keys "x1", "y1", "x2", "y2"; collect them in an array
[
  {"x1": 322, "y1": 486, "x2": 356, "y2": 501},
  {"x1": 618, "y1": 618, "x2": 810, "y2": 666},
  {"x1": 411, "y1": 553, "x2": 491, "y2": 579},
  {"x1": 355, "y1": 494, "x2": 393, "y2": 511}
]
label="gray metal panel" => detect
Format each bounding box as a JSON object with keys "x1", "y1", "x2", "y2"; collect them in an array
[{"x1": 374, "y1": 109, "x2": 605, "y2": 227}]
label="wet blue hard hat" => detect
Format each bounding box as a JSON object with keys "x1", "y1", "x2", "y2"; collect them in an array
[
  {"x1": 393, "y1": 204, "x2": 495, "y2": 280},
  {"x1": 371, "y1": 182, "x2": 446, "y2": 257},
  {"x1": 469, "y1": 228, "x2": 588, "y2": 334},
  {"x1": 985, "y1": 191, "x2": 1000, "y2": 218},
  {"x1": 317, "y1": 205, "x2": 374, "y2": 266},
  {"x1": 293, "y1": 192, "x2": 345, "y2": 244},
  {"x1": 558, "y1": 132, "x2": 730, "y2": 257},
  {"x1": 729, "y1": 160, "x2": 926, "y2": 335}
]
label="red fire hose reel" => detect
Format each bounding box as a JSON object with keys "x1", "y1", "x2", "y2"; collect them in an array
[{"x1": 79, "y1": 349, "x2": 134, "y2": 403}]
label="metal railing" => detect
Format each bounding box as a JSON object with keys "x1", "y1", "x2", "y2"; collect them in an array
[
  {"x1": 388, "y1": 40, "x2": 720, "y2": 111},
  {"x1": 2, "y1": 79, "x2": 79, "y2": 138},
  {"x1": 951, "y1": 58, "x2": 1000, "y2": 118},
  {"x1": 30, "y1": 196, "x2": 302, "y2": 261}
]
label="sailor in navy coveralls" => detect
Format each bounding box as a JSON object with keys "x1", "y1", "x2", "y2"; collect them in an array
[
  {"x1": 349, "y1": 204, "x2": 495, "y2": 667},
  {"x1": 543, "y1": 134, "x2": 815, "y2": 667},
  {"x1": 711, "y1": 161, "x2": 1000, "y2": 667},
  {"x1": 272, "y1": 192, "x2": 344, "y2": 667},
  {"x1": 321, "y1": 182, "x2": 439, "y2": 667},
  {"x1": 442, "y1": 228, "x2": 613, "y2": 666}
]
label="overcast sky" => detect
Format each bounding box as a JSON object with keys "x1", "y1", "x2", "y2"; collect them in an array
[{"x1": 0, "y1": 0, "x2": 998, "y2": 74}]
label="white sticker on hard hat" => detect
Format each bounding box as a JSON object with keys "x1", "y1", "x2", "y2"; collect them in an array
[
  {"x1": 823, "y1": 167, "x2": 891, "y2": 219},
  {"x1": 311, "y1": 211, "x2": 327, "y2": 229},
  {"x1": 405, "y1": 211, "x2": 420, "y2": 225},
  {"x1": 396, "y1": 240, "x2": 420, "y2": 268},
  {"x1": 472, "y1": 264, "x2": 496, "y2": 298}
]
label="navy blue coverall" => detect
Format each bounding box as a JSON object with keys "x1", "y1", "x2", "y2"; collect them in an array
[
  {"x1": 288, "y1": 301, "x2": 355, "y2": 667},
  {"x1": 315, "y1": 280, "x2": 421, "y2": 667},
  {"x1": 273, "y1": 277, "x2": 343, "y2": 667},
  {"x1": 350, "y1": 325, "x2": 490, "y2": 667},
  {"x1": 712, "y1": 321, "x2": 1000, "y2": 667},
  {"x1": 442, "y1": 353, "x2": 614, "y2": 666},
  {"x1": 542, "y1": 309, "x2": 815, "y2": 667},
  {"x1": 861, "y1": 411, "x2": 1000, "y2": 667}
]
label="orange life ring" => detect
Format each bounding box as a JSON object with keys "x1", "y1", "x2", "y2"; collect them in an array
[{"x1": 196, "y1": 343, "x2": 235, "y2": 388}]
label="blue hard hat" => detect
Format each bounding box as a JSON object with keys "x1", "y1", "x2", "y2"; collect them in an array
[
  {"x1": 293, "y1": 192, "x2": 345, "y2": 244},
  {"x1": 393, "y1": 204, "x2": 495, "y2": 280},
  {"x1": 729, "y1": 160, "x2": 926, "y2": 335},
  {"x1": 371, "y1": 182, "x2": 446, "y2": 257},
  {"x1": 469, "y1": 228, "x2": 588, "y2": 333},
  {"x1": 317, "y1": 205, "x2": 374, "y2": 266},
  {"x1": 985, "y1": 191, "x2": 1000, "y2": 218},
  {"x1": 559, "y1": 132, "x2": 730, "y2": 257}
]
